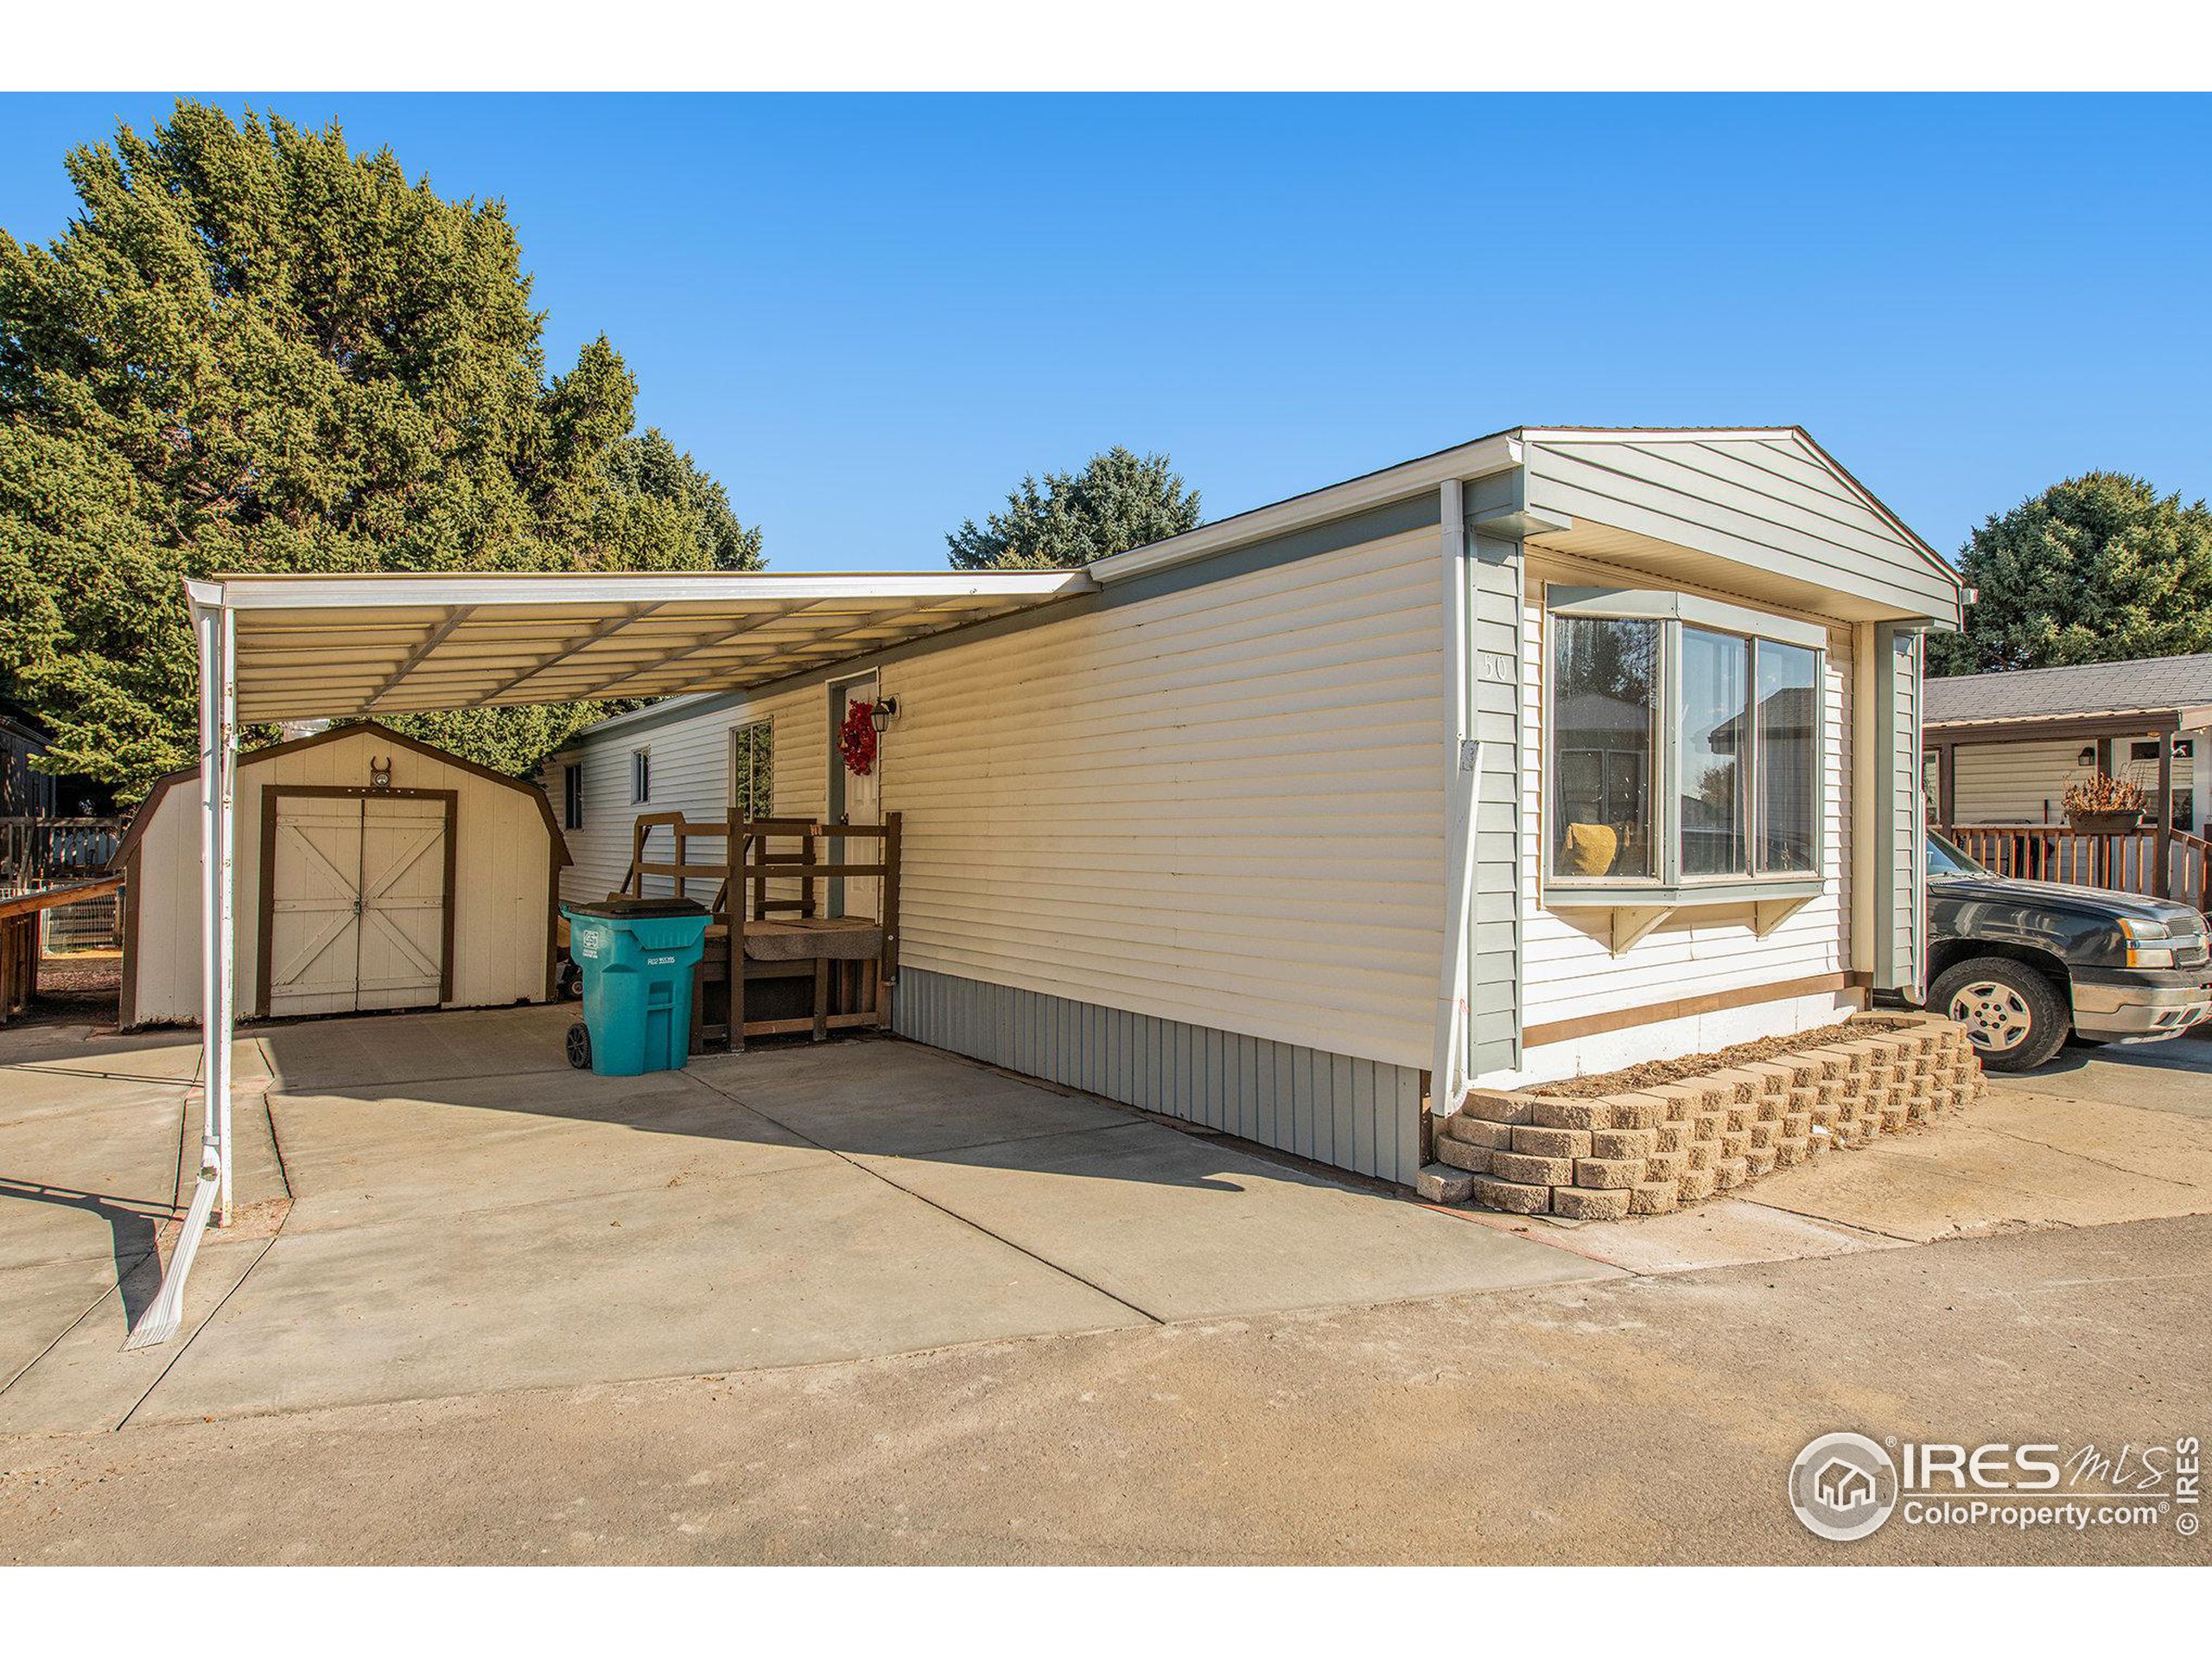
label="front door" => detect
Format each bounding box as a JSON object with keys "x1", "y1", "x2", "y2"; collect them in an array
[
  {"x1": 829, "y1": 674, "x2": 880, "y2": 919},
  {"x1": 266, "y1": 791, "x2": 450, "y2": 1017}
]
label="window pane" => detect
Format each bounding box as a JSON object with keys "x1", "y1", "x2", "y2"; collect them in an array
[
  {"x1": 1756, "y1": 640, "x2": 1819, "y2": 873},
  {"x1": 1678, "y1": 627, "x2": 1749, "y2": 876},
  {"x1": 1552, "y1": 617, "x2": 1657, "y2": 879},
  {"x1": 734, "y1": 721, "x2": 773, "y2": 821}
]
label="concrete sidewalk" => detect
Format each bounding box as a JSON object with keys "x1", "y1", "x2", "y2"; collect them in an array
[{"x1": 0, "y1": 1007, "x2": 1601, "y2": 1433}]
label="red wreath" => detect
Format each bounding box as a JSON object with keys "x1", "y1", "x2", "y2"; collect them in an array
[{"x1": 839, "y1": 699, "x2": 879, "y2": 777}]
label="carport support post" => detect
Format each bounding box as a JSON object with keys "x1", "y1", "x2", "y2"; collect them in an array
[
  {"x1": 124, "y1": 592, "x2": 235, "y2": 1350},
  {"x1": 208, "y1": 601, "x2": 238, "y2": 1224}
]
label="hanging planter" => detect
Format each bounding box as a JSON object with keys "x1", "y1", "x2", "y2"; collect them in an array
[
  {"x1": 2062, "y1": 772, "x2": 2146, "y2": 833},
  {"x1": 839, "y1": 699, "x2": 880, "y2": 777}
]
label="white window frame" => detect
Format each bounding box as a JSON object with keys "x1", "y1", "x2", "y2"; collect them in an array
[
  {"x1": 563, "y1": 761, "x2": 584, "y2": 830},
  {"x1": 1542, "y1": 584, "x2": 1827, "y2": 910},
  {"x1": 631, "y1": 747, "x2": 651, "y2": 805}
]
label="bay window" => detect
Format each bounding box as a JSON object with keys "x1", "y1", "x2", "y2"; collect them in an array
[{"x1": 1548, "y1": 588, "x2": 1825, "y2": 899}]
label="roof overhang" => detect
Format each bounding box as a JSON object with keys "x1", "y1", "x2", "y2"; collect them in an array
[
  {"x1": 1088, "y1": 429, "x2": 1521, "y2": 585},
  {"x1": 185, "y1": 570, "x2": 1095, "y2": 725},
  {"x1": 1923, "y1": 706, "x2": 2212, "y2": 742}
]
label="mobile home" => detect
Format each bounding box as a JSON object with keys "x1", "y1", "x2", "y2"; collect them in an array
[{"x1": 543, "y1": 426, "x2": 1965, "y2": 1185}]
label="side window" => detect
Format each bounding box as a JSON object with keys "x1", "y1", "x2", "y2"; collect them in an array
[
  {"x1": 563, "y1": 762, "x2": 584, "y2": 830},
  {"x1": 632, "y1": 748, "x2": 651, "y2": 804},
  {"x1": 732, "y1": 719, "x2": 773, "y2": 821}
]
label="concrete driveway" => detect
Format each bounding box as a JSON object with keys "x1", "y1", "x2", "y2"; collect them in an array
[{"x1": 0, "y1": 1006, "x2": 1599, "y2": 1433}]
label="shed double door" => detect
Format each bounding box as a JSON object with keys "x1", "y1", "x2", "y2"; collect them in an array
[{"x1": 266, "y1": 791, "x2": 452, "y2": 1018}]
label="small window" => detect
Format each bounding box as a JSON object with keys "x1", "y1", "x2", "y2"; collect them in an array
[
  {"x1": 2132, "y1": 741, "x2": 2160, "y2": 762},
  {"x1": 631, "y1": 748, "x2": 651, "y2": 804},
  {"x1": 563, "y1": 762, "x2": 584, "y2": 831},
  {"x1": 732, "y1": 719, "x2": 773, "y2": 821}
]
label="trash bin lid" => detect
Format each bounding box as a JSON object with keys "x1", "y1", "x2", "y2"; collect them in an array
[{"x1": 566, "y1": 895, "x2": 709, "y2": 920}]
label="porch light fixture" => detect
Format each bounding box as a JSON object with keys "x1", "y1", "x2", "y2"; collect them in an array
[
  {"x1": 869, "y1": 696, "x2": 900, "y2": 734},
  {"x1": 2077, "y1": 746, "x2": 2096, "y2": 769}
]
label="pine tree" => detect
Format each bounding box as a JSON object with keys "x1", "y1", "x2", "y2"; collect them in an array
[
  {"x1": 1929, "y1": 473, "x2": 2212, "y2": 676},
  {"x1": 0, "y1": 101, "x2": 759, "y2": 800},
  {"x1": 946, "y1": 447, "x2": 1200, "y2": 570}
]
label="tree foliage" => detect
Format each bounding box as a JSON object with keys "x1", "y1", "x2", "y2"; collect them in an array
[
  {"x1": 0, "y1": 101, "x2": 759, "y2": 801},
  {"x1": 602, "y1": 428, "x2": 763, "y2": 573},
  {"x1": 1928, "y1": 472, "x2": 2212, "y2": 677},
  {"x1": 946, "y1": 446, "x2": 1200, "y2": 570}
]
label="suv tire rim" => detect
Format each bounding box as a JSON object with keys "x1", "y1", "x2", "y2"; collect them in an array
[{"x1": 1948, "y1": 980, "x2": 2032, "y2": 1052}]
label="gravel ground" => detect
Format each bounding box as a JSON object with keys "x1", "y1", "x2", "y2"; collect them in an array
[{"x1": 3, "y1": 1214, "x2": 2206, "y2": 1565}]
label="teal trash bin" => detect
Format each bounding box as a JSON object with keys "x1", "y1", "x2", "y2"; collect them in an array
[{"x1": 562, "y1": 896, "x2": 712, "y2": 1076}]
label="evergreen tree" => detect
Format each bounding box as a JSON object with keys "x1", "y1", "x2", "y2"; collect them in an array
[
  {"x1": 0, "y1": 101, "x2": 759, "y2": 800},
  {"x1": 1929, "y1": 473, "x2": 2212, "y2": 676},
  {"x1": 946, "y1": 447, "x2": 1200, "y2": 570}
]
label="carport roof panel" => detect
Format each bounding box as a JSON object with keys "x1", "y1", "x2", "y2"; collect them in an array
[{"x1": 189, "y1": 570, "x2": 1096, "y2": 723}]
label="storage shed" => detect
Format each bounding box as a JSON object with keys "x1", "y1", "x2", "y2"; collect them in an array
[{"x1": 113, "y1": 721, "x2": 568, "y2": 1028}]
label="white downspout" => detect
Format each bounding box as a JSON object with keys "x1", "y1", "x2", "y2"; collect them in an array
[
  {"x1": 1430, "y1": 479, "x2": 1481, "y2": 1126},
  {"x1": 127, "y1": 588, "x2": 235, "y2": 1348}
]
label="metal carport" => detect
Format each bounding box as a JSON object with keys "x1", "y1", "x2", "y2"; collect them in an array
[{"x1": 130, "y1": 567, "x2": 1093, "y2": 1345}]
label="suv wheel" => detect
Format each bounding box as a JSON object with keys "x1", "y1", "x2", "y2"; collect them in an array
[{"x1": 1929, "y1": 956, "x2": 2069, "y2": 1071}]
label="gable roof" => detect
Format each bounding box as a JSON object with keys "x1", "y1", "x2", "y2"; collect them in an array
[
  {"x1": 1924, "y1": 653, "x2": 2212, "y2": 729},
  {"x1": 110, "y1": 720, "x2": 571, "y2": 872},
  {"x1": 1090, "y1": 424, "x2": 1960, "y2": 625}
]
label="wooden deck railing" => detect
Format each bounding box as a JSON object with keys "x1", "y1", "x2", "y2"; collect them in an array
[
  {"x1": 0, "y1": 816, "x2": 124, "y2": 890},
  {"x1": 1942, "y1": 823, "x2": 2212, "y2": 914}
]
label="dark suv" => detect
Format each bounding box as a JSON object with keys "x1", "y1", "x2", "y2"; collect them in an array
[{"x1": 1916, "y1": 831, "x2": 2212, "y2": 1071}]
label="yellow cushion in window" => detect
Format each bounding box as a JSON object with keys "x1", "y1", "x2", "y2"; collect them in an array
[{"x1": 1560, "y1": 821, "x2": 1620, "y2": 876}]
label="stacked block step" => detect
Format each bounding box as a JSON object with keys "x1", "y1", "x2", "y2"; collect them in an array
[{"x1": 1416, "y1": 1013, "x2": 1984, "y2": 1217}]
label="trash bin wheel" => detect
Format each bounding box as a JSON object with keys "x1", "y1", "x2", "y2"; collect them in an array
[{"x1": 566, "y1": 1021, "x2": 592, "y2": 1070}]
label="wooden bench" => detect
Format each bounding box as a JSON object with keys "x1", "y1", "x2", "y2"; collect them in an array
[{"x1": 615, "y1": 810, "x2": 902, "y2": 1051}]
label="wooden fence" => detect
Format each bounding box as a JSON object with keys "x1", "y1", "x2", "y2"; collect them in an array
[
  {"x1": 0, "y1": 816, "x2": 124, "y2": 889},
  {"x1": 0, "y1": 818, "x2": 128, "y2": 953},
  {"x1": 1942, "y1": 823, "x2": 2212, "y2": 914}
]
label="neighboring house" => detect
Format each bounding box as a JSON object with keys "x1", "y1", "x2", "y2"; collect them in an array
[
  {"x1": 0, "y1": 701, "x2": 58, "y2": 820},
  {"x1": 110, "y1": 722, "x2": 569, "y2": 1029},
  {"x1": 542, "y1": 425, "x2": 1962, "y2": 1184},
  {"x1": 1, "y1": 700, "x2": 124, "y2": 944},
  {"x1": 1923, "y1": 653, "x2": 2212, "y2": 833},
  {"x1": 0, "y1": 697, "x2": 116, "y2": 823}
]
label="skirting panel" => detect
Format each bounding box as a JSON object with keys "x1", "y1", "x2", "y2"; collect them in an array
[{"x1": 893, "y1": 968, "x2": 1426, "y2": 1185}]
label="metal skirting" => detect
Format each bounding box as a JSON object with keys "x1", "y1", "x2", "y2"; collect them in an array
[{"x1": 892, "y1": 968, "x2": 1425, "y2": 1185}]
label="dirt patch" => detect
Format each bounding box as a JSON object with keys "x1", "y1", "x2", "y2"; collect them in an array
[
  {"x1": 1530, "y1": 1017, "x2": 1913, "y2": 1098},
  {"x1": 10, "y1": 950, "x2": 122, "y2": 1030}
]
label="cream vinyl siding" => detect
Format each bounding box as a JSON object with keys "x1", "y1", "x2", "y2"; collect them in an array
[
  {"x1": 127, "y1": 728, "x2": 556, "y2": 1026},
  {"x1": 1948, "y1": 735, "x2": 2196, "y2": 826},
  {"x1": 562, "y1": 526, "x2": 1447, "y2": 1070},
  {"x1": 1516, "y1": 554, "x2": 1854, "y2": 1042},
  {"x1": 882, "y1": 529, "x2": 1445, "y2": 1066}
]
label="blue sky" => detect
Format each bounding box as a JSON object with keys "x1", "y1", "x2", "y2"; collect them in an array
[{"x1": 1, "y1": 93, "x2": 2204, "y2": 571}]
